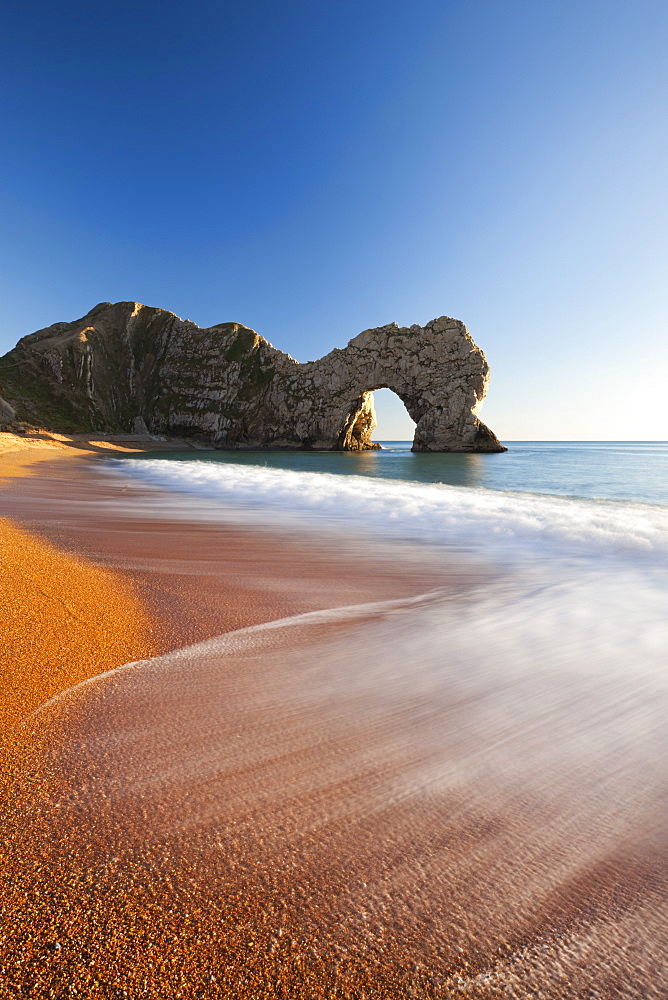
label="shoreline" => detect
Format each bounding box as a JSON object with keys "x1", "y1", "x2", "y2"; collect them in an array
[
  {"x1": 2, "y1": 434, "x2": 667, "y2": 998},
  {"x1": 0, "y1": 434, "x2": 167, "y2": 736},
  {"x1": 0, "y1": 431, "x2": 456, "y2": 734},
  {"x1": 0, "y1": 433, "x2": 469, "y2": 997},
  {"x1": 0, "y1": 434, "x2": 497, "y2": 1000}
]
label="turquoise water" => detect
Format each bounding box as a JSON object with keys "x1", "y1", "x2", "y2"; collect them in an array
[
  {"x1": 126, "y1": 441, "x2": 668, "y2": 506},
  {"x1": 116, "y1": 441, "x2": 668, "y2": 567}
]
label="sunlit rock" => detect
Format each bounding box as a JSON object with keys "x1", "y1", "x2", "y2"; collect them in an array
[{"x1": 0, "y1": 302, "x2": 505, "y2": 452}]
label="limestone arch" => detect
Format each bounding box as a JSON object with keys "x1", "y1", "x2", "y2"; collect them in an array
[{"x1": 0, "y1": 302, "x2": 505, "y2": 453}]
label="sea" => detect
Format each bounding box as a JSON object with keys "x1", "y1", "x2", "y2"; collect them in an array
[
  {"x1": 112, "y1": 441, "x2": 668, "y2": 664},
  {"x1": 115, "y1": 439, "x2": 668, "y2": 549},
  {"x1": 111, "y1": 439, "x2": 668, "y2": 728},
  {"x1": 19, "y1": 440, "x2": 668, "y2": 993}
]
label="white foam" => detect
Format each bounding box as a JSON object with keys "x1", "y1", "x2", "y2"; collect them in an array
[
  {"x1": 29, "y1": 462, "x2": 668, "y2": 775},
  {"x1": 97, "y1": 459, "x2": 668, "y2": 693},
  {"x1": 112, "y1": 459, "x2": 668, "y2": 568}
]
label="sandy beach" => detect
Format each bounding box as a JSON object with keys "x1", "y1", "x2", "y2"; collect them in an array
[
  {"x1": 0, "y1": 434, "x2": 453, "y2": 997},
  {"x1": 1, "y1": 434, "x2": 666, "y2": 999},
  {"x1": 0, "y1": 430, "x2": 450, "y2": 739}
]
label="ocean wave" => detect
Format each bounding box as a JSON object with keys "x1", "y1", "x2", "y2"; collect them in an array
[{"x1": 113, "y1": 458, "x2": 668, "y2": 568}]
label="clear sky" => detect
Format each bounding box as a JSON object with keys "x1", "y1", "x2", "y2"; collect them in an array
[{"x1": 1, "y1": 0, "x2": 666, "y2": 440}]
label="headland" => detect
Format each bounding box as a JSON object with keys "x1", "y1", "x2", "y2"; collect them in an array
[{"x1": 0, "y1": 302, "x2": 506, "y2": 452}]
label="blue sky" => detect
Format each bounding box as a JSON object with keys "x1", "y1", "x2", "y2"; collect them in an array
[{"x1": 1, "y1": 0, "x2": 666, "y2": 439}]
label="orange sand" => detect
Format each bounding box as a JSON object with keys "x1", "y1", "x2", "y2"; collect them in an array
[
  {"x1": 0, "y1": 436, "x2": 460, "y2": 998},
  {"x1": 0, "y1": 517, "x2": 156, "y2": 734},
  {"x1": 0, "y1": 434, "x2": 170, "y2": 736}
]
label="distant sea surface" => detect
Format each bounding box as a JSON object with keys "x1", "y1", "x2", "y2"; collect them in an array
[{"x1": 124, "y1": 439, "x2": 668, "y2": 506}]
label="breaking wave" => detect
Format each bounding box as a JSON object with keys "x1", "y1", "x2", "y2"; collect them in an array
[{"x1": 113, "y1": 458, "x2": 668, "y2": 568}]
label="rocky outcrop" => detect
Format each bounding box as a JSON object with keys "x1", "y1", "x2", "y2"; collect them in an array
[
  {"x1": 0, "y1": 302, "x2": 505, "y2": 452},
  {"x1": 0, "y1": 395, "x2": 16, "y2": 422}
]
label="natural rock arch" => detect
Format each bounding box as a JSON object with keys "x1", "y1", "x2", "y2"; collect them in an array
[
  {"x1": 0, "y1": 303, "x2": 506, "y2": 452},
  {"x1": 260, "y1": 316, "x2": 505, "y2": 452}
]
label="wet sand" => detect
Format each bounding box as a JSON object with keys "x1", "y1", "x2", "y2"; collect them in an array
[
  {"x1": 0, "y1": 438, "x2": 451, "y2": 995},
  {"x1": 1, "y1": 438, "x2": 667, "y2": 999}
]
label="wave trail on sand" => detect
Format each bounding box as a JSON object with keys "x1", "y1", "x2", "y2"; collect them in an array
[{"x1": 5, "y1": 555, "x2": 668, "y2": 997}]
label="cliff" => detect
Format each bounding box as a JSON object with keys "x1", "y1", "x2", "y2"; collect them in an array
[{"x1": 0, "y1": 302, "x2": 505, "y2": 452}]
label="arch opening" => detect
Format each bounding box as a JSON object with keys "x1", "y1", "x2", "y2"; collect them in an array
[
  {"x1": 371, "y1": 388, "x2": 416, "y2": 445},
  {"x1": 336, "y1": 387, "x2": 418, "y2": 451}
]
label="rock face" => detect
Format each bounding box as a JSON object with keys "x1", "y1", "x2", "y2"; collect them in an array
[
  {"x1": 0, "y1": 395, "x2": 16, "y2": 422},
  {"x1": 0, "y1": 302, "x2": 505, "y2": 452}
]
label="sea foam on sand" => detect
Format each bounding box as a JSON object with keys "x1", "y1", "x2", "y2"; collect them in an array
[{"x1": 3, "y1": 454, "x2": 667, "y2": 996}]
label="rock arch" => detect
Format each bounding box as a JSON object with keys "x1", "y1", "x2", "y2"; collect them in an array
[
  {"x1": 265, "y1": 316, "x2": 505, "y2": 452},
  {"x1": 0, "y1": 303, "x2": 506, "y2": 453}
]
